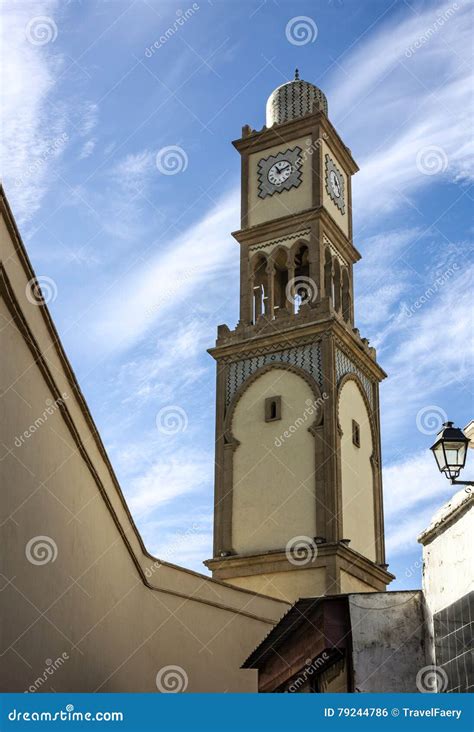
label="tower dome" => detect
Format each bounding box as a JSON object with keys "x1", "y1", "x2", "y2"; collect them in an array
[{"x1": 265, "y1": 69, "x2": 328, "y2": 127}]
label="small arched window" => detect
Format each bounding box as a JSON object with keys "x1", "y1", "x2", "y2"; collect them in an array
[{"x1": 265, "y1": 396, "x2": 282, "y2": 422}]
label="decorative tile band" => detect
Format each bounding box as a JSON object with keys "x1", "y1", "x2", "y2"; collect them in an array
[
  {"x1": 249, "y1": 228, "x2": 311, "y2": 255},
  {"x1": 323, "y1": 234, "x2": 347, "y2": 267},
  {"x1": 226, "y1": 342, "x2": 322, "y2": 407},
  {"x1": 335, "y1": 348, "x2": 373, "y2": 404}
]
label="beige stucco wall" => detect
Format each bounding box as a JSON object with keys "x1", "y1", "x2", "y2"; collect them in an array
[
  {"x1": 340, "y1": 570, "x2": 378, "y2": 594},
  {"x1": 247, "y1": 136, "x2": 312, "y2": 227},
  {"x1": 421, "y1": 494, "x2": 473, "y2": 616},
  {"x1": 227, "y1": 567, "x2": 326, "y2": 604},
  {"x1": 231, "y1": 369, "x2": 317, "y2": 555},
  {"x1": 321, "y1": 140, "x2": 349, "y2": 237},
  {"x1": 0, "y1": 208, "x2": 289, "y2": 693},
  {"x1": 338, "y1": 380, "x2": 376, "y2": 561}
]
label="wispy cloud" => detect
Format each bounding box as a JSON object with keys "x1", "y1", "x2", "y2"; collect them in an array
[
  {"x1": 0, "y1": 0, "x2": 67, "y2": 223},
  {"x1": 328, "y1": 0, "x2": 473, "y2": 221},
  {"x1": 89, "y1": 187, "x2": 238, "y2": 352}
]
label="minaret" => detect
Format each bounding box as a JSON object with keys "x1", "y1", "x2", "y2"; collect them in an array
[{"x1": 204, "y1": 72, "x2": 394, "y2": 602}]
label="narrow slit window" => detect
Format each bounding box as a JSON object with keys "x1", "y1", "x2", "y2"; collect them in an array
[
  {"x1": 265, "y1": 396, "x2": 281, "y2": 422},
  {"x1": 352, "y1": 419, "x2": 360, "y2": 448}
]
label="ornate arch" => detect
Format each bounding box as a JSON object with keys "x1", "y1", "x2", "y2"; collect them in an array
[
  {"x1": 288, "y1": 237, "x2": 311, "y2": 266},
  {"x1": 336, "y1": 372, "x2": 376, "y2": 447},
  {"x1": 224, "y1": 362, "x2": 325, "y2": 447}
]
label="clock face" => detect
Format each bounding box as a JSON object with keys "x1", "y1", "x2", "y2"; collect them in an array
[
  {"x1": 329, "y1": 170, "x2": 341, "y2": 198},
  {"x1": 325, "y1": 154, "x2": 345, "y2": 214},
  {"x1": 257, "y1": 147, "x2": 302, "y2": 198},
  {"x1": 268, "y1": 160, "x2": 292, "y2": 186}
]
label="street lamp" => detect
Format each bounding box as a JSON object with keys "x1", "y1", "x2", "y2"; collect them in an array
[{"x1": 430, "y1": 422, "x2": 474, "y2": 487}]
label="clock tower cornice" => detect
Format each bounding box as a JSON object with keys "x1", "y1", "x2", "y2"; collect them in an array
[
  {"x1": 231, "y1": 207, "x2": 361, "y2": 264},
  {"x1": 233, "y1": 112, "x2": 359, "y2": 177},
  {"x1": 208, "y1": 315, "x2": 387, "y2": 384}
]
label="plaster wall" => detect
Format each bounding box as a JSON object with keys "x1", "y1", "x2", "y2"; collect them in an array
[
  {"x1": 226, "y1": 567, "x2": 326, "y2": 603},
  {"x1": 349, "y1": 592, "x2": 428, "y2": 693},
  {"x1": 0, "y1": 211, "x2": 288, "y2": 693},
  {"x1": 247, "y1": 136, "x2": 312, "y2": 227},
  {"x1": 231, "y1": 370, "x2": 317, "y2": 554},
  {"x1": 321, "y1": 140, "x2": 349, "y2": 237},
  {"x1": 421, "y1": 500, "x2": 473, "y2": 616},
  {"x1": 338, "y1": 380, "x2": 376, "y2": 561}
]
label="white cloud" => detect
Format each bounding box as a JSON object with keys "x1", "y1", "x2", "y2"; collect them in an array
[
  {"x1": 328, "y1": 0, "x2": 473, "y2": 221},
  {"x1": 127, "y1": 451, "x2": 212, "y2": 517},
  {"x1": 0, "y1": 0, "x2": 67, "y2": 223},
  {"x1": 79, "y1": 139, "x2": 96, "y2": 159},
  {"x1": 90, "y1": 187, "x2": 239, "y2": 351}
]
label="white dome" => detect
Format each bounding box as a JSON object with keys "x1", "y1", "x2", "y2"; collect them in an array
[{"x1": 266, "y1": 72, "x2": 328, "y2": 127}]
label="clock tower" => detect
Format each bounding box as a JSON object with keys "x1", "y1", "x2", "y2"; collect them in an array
[{"x1": 204, "y1": 72, "x2": 394, "y2": 602}]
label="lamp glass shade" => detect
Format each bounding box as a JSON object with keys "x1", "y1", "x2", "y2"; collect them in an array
[{"x1": 431, "y1": 426, "x2": 468, "y2": 480}]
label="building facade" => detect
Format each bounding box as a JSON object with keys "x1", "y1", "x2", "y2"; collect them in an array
[{"x1": 205, "y1": 72, "x2": 393, "y2": 601}]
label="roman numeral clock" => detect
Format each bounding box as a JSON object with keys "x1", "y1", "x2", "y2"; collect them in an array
[{"x1": 204, "y1": 71, "x2": 393, "y2": 603}]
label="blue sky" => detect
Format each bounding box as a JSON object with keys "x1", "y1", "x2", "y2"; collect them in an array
[{"x1": 2, "y1": 0, "x2": 473, "y2": 589}]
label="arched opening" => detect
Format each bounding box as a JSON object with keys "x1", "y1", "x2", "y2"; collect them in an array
[
  {"x1": 293, "y1": 244, "x2": 310, "y2": 312},
  {"x1": 272, "y1": 247, "x2": 289, "y2": 315},
  {"x1": 333, "y1": 258, "x2": 341, "y2": 312},
  {"x1": 251, "y1": 253, "x2": 268, "y2": 323},
  {"x1": 324, "y1": 248, "x2": 333, "y2": 303},
  {"x1": 342, "y1": 268, "x2": 351, "y2": 323}
]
